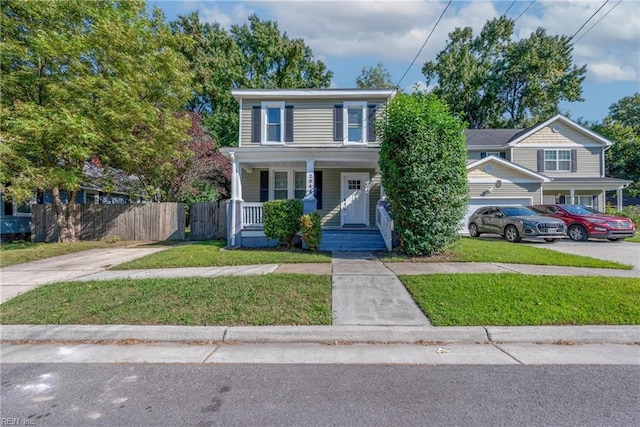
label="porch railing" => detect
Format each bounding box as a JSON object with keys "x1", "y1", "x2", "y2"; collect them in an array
[
  {"x1": 376, "y1": 202, "x2": 393, "y2": 251},
  {"x1": 242, "y1": 202, "x2": 264, "y2": 228}
]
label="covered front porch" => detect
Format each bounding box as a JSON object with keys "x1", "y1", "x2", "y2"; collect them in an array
[
  {"x1": 542, "y1": 177, "x2": 632, "y2": 211},
  {"x1": 220, "y1": 147, "x2": 393, "y2": 251}
]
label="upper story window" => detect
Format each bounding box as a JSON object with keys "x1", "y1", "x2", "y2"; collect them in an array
[
  {"x1": 334, "y1": 102, "x2": 377, "y2": 144},
  {"x1": 537, "y1": 149, "x2": 577, "y2": 173},
  {"x1": 251, "y1": 102, "x2": 293, "y2": 144},
  {"x1": 544, "y1": 149, "x2": 571, "y2": 171}
]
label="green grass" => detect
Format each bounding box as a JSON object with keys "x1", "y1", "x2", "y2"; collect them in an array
[
  {"x1": 625, "y1": 236, "x2": 640, "y2": 243},
  {"x1": 114, "y1": 240, "x2": 331, "y2": 269},
  {"x1": 0, "y1": 274, "x2": 332, "y2": 326},
  {"x1": 401, "y1": 273, "x2": 640, "y2": 326},
  {"x1": 380, "y1": 237, "x2": 632, "y2": 269},
  {"x1": 0, "y1": 241, "x2": 139, "y2": 268}
]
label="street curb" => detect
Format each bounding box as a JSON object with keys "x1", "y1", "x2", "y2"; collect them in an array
[{"x1": 2, "y1": 325, "x2": 639, "y2": 345}]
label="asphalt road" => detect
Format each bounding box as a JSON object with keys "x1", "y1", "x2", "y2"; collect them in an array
[{"x1": 2, "y1": 364, "x2": 638, "y2": 426}]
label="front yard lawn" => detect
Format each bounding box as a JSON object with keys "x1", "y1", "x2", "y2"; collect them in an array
[
  {"x1": 625, "y1": 236, "x2": 640, "y2": 243},
  {"x1": 380, "y1": 237, "x2": 631, "y2": 269},
  {"x1": 0, "y1": 274, "x2": 332, "y2": 326},
  {"x1": 114, "y1": 240, "x2": 331, "y2": 269},
  {"x1": 0, "y1": 241, "x2": 138, "y2": 268},
  {"x1": 402, "y1": 273, "x2": 640, "y2": 326}
]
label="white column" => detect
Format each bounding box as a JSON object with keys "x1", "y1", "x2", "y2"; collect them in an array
[
  {"x1": 617, "y1": 188, "x2": 623, "y2": 211},
  {"x1": 302, "y1": 160, "x2": 316, "y2": 214},
  {"x1": 570, "y1": 188, "x2": 575, "y2": 205}
]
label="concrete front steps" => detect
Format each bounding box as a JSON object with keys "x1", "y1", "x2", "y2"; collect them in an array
[{"x1": 320, "y1": 229, "x2": 387, "y2": 252}]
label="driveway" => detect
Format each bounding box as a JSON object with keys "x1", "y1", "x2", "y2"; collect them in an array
[
  {"x1": 0, "y1": 247, "x2": 167, "y2": 303},
  {"x1": 525, "y1": 240, "x2": 640, "y2": 270}
]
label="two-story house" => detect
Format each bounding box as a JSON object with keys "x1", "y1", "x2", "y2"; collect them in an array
[{"x1": 221, "y1": 89, "x2": 631, "y2": 248}]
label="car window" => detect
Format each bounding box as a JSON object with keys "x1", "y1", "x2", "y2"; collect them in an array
[
  {"x1": 502, "y1": 207, "x2": 537, "y2": 217},
  {"x1": 561, "y1": 204, "x2": 600, "y2": 215}
]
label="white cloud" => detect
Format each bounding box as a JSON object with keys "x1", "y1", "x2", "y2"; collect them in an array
[{"x1": 588, "y1": 62, "x2": 637, "y2": 82}]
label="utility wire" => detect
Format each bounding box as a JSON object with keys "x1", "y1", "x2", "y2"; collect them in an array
[
  {"x1": 502, "y1": 0, "x2": 518, "y2": 18},
  {"x1": 569, "y1": 0, "x2": 610, "y2": 41},
  {"x1": 514, "y1": 0, "x2": 535, "y2": 23},
  {"x1": 573, "y1": 0, "x2": 622, "y2": 45},
  {"x1": 393, "y1": 0, "x2": 452, "y2": 91}
]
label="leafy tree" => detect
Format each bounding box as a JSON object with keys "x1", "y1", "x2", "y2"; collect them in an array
[
  {"x1": 591, "y1": 93, "x2": 640, "y2": 197},
  {"x1": 355, "y1": 62, "x2": 395, "y2": 88},
  {"x1": 0, "y1": 0, "x2": 192, "y2": 242},
  {"x1": 422, "y1": 17, "x2": 586, "y2": 128},
  {"x1": 378, "y1": 92, "x2": 468, "y2": 256}
]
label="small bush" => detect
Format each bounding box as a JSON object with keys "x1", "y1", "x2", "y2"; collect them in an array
[
  {"x1": 263, "y1": 199, "x2": 303, "y2": 248},
  {"x1": 300, "y1": 212, "x2": 322, "y2": 251}
]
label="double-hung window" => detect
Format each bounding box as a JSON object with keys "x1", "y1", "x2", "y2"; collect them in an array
[
  {"x1": 544, "y1": 149, "x2": 571, "y2": 171},
  {"x1": 343, "y1": 101, "x2": 367, "y2": 144},
  {"x1": 262, "y1": 102, "x2": 285, "y2": 144},
  {"x1": 272, "y1": 170, "x2": 308, "y2": 200}
]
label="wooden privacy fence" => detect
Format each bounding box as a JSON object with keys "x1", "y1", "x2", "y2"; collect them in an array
[
  {"x1": 189, "y1": 201, "x2": 227, "y2": 241},
  {"x1": 32, "y1": 203, "x2": 185, "y2": 242}
]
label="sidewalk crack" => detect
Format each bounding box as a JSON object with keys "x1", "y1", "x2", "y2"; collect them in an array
[{"x1": 492, "y1": 343, "x2": 524, "y2": 365}]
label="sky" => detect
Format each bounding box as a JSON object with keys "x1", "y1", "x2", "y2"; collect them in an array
[{"x1": 147, "y1": 0, "x2": 640, "y2": 123}]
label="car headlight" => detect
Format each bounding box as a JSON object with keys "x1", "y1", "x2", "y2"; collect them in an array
[
  {"x1": 585, "y1": 217, "x2": 606, "y2": 224},
  {"x1": 522, "y1": 221, "x2": 537, "y2": 228}
]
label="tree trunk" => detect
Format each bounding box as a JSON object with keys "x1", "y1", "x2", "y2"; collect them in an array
[{"x1": 51, "y1": 186, "x2": 78, "y2": 243}]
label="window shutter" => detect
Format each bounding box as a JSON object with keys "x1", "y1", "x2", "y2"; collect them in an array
[
  {"x1": 480, "y1": 152, "x2": 487, "y2": 159},
  {"x1": 559, "y1": 195, "x2": 566, "y2": 204},
  {"x1": 314, "y1": 171, "x2": 323, "y2": 210},
  {"x1": 367, "y1": 104, "x2": 376, "y2": 142},
  {"x1": 499, "y1": 152, "x2": 506, "y2": 159},
  {"x1": 537, "y1": 150, "x2": 544, "y2": 172},
  {"x1": 285, "y1": 105, "x2": 294, "y2": 142},
  {"x1": 259, "y1": 170, "x2": 269, "y2": 202},
  {"x1": 570, "y1": 149, "x2": 577, "y2": 172},
  {"x1": 252, "y1": 106, "x2": 261, "y2": 143},
  {"x1": 333, "y1": 105, "x2": 343, "y2": 141}
]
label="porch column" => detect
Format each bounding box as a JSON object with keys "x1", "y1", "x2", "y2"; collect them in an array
[
  {"x1": 228, "y1": 152, "x2": 243, "y2": 247},
  {"x1": 617, "y1": 187, "x2": 623, "y2": 211},
  {"x1": 570, "y1": 188, "x2": 575, "y2": 205},
  {"x1": 302, "y1": 160, "x2": 316, "y2": 214}
]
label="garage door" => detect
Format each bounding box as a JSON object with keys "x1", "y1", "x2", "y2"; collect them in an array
[{"x1": 460, "y1": 197, "x2": 533, "y2": 234}]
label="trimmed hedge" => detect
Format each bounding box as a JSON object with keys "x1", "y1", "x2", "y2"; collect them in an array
[{"x1": 263, "y1": 199, "x2": 303, "y2": 248}]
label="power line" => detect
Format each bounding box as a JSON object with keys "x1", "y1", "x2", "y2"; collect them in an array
[
  {"x1": 514, "y1": 0, "x2": 535, "y2": 23},
  {"x1": 569, "y1": 0, "x2": 610, "y2": 41},
  {"x1": 502, "y1": 0, "x2": 518, "y2": 18},
  {"x1": 573, "y1": 0, "x2": 622, "y2": 45},
  {"x1": 394, "y1": 0, "x2": 452, "y2": 91}
]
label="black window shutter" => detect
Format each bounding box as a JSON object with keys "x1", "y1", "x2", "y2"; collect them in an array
[
  {"x1": 285, "y1": 105, "x2": 294, "y2": 142},
  {"x1": 559, "y1": 195, "x2": 566, "y2": 204},
  {"x1": 570, "y1": 149, "x2": 577, "y2": 172},
  {"x1": 367, "y1": 104, "x2": 376, "y2": 142},
  {"x1": 480, "y1": 152, "x2": 487, "y2": 159},
  {"x1": 333, "y1": 105, "x2": 343, "y2": 141},
  {"x1": 314, "y1": 171, "x2": 323, "y2": 210},
  {"x1": 537, "y1": 150, "x2": 544, "y2": 172},
  {"x1": 259, "y1": 170, "x2": 269, "y2": 202},
  {"x1": 252, "y1": 106, "x2": 261, "y2": 143},
  {"x1": 499, "y1": 152, "x2": 506, "y2": 159}
]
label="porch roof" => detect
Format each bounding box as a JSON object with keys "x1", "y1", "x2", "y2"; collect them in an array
[
  {"x1": 544, "y1": 177, "x2": 632, "y2": 191},
  {"x1": 220, "y1": 146, "x2": 380, "y2": 170}
]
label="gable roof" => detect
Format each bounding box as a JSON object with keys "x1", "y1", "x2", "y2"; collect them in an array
[
  {"x1": 466, "y1": 155, "x2": 551, "y2": 182},
  {"x1": 506, "y1": 114, "x2": 614, "y2": 147},
  {"x1": 465, "y1": 129, "x2": 523, "y2": 148}
]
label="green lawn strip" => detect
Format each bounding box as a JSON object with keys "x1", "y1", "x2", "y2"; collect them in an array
[
  {"x1": 0, "y1": 241, "x2": 139, "y2": 268},
  {"x1": 113, "y1": 240, "x2": 331, "y2": 270},
  {"x1": 381, "y1": 237, "x2": 631, "y2": 269},
  {"x1": 401, "y1": 273, "x2": 640, "y2": 326},
  {"x1": 625, "y1": 236, "x2": 640, "y2": 243},
  {"x1": 0, "y1": 274, "x2": 332, "y2": 326}
]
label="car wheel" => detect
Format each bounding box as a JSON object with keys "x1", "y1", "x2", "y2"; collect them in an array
[
  {"x1": 504, "y1": 225, "x2": 521, "y2": 243},
  {"x1": 544, "y1": 238, "x2": 558, "y2": 243},
  {"x1": 568, "y1": 224, "x2": 589, "y2": 241},
  {"x1": 468, "y1": 223, "x2": 480, "y2": 238}
]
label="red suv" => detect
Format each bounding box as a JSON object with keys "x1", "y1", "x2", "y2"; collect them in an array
[{"x1": 529, "y1": 204, "x2": 636, "y2": 241}]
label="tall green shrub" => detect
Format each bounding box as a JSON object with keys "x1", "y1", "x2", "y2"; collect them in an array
[
  {"x1": 300, "y1": 212, "x2": 322, "y2": 251},
  {"x1": 262, "y1": 199, "x2": 303, "y2": 248},
  {"x1": 378, "y1": 92, "x2": 468, "y2": 256}
]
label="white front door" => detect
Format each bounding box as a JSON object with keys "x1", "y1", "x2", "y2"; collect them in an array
[{"x1": 341, "y1": 172, "x2": 369, "y2": 226}]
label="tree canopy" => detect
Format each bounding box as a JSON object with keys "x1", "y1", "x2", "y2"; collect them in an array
[
  {"x1": 422, "y1": 17, "x2": 586, "y2": 129},
  {"x1": 355, "y1": 62, "x2": 395, "y2": 88},
  {"x1": 171, "y1": 12, "x2": 333, "y2": 147},
  {"x1": 591, "y1": 93, "x2": 640, "y2": 197},
  {"x1": 0, "y1": 0, "x2": 192, "y2": 241}
]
